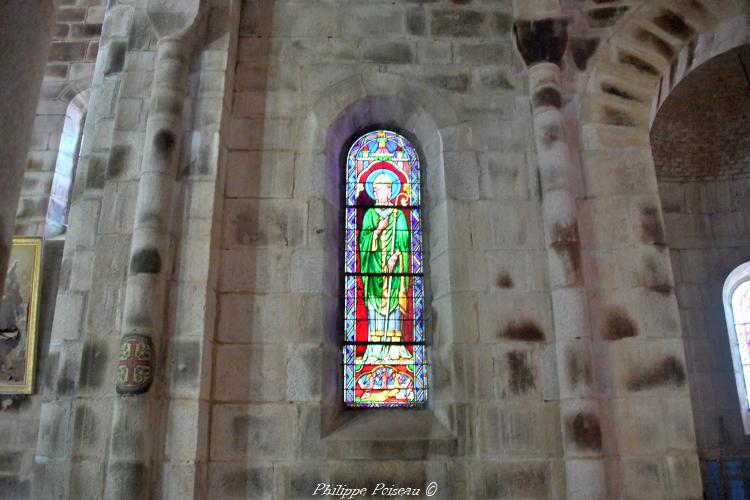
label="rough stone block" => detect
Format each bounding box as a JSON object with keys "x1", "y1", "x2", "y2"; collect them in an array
[
  {"x1": 291, "y1": 248, "x2": 336, "y2": 293},
  {"x1": 208, "y1": 462, "x2": 275, "y2": 499},
  {"x1": 51, "y1": 291, "x2": 85, "y2": 341},
  {"x1": 226, "y1": 150, "x2": 295, "y2": 199},
  {"x1": 479, "y1": 404, "x2": 561, "y2": 458},
  {"x1": 478, "y1": 152, "x2": 528, "y2": 200},
  {"x1": 431, "y1": 10, "x2": 485, "y2": 38},
  {"x1": 227, "y1": 117, "x2": 294, "y2": 151},
  {"x1": 213, "y1": 344, "x2": 286, "y2": 402},
  {"x1": 478, "y1": 460, "x2": 552, "y2": 498},
  {"x1": 443, "y1": 152, "x2": 479, "y2": 200},
  {"x1": 219, "y1": 248, "x2": 291, "y2": 292},
  {"x1": 37, "y1": 400, "x2": 72, "y2": 458},
  {"x1": 217, "y1": 293, "x2": 293, "y2": 344},
  {"x1": 210, "y1": 404, "x2": 294, "y2": 460},
  {"x1": 223, "y1": 199, "x2": 305, "y2": 248},
  {"x1": 286, "y1": 344, "x2": 321, "y2": 402}
]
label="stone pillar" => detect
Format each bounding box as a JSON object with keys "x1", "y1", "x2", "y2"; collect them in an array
[
  {"x1": 104, "y1": 2, "x2": 203, "y2": 498},
  {"x1": 514, "y1": 9, "x2": 607, "y2": 500},
  {"x1": 0, "y1": 0, "x2": 55, "y2": 296}
]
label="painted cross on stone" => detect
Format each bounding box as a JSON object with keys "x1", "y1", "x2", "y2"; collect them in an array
[{"x1": 115, "y1": 334, "x2": 154, "y2": 395}]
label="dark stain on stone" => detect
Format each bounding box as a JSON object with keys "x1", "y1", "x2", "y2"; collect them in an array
[
  {"x1": 431, "y1": 10, "x2": 483, "y2": 37},
  {"x1": 626, "y1": 355, "x2": 686, "y2": 391},
  {"x1": 588, "y1": 6, "x2": 628, "y2": 26},
  {"x1": 153, "y1": 129, "x2": 176, "y2": 159},
  {"x1": 484, "y1": 463, "x2": 549, "y2": 498},
  {"x1": 56, "y1": 361, "x2": 75, "y2": 395},
  {"x1": 138, "y1": 212, "x2": 163, "y2": 228},
  {"x1": 501, "y1": 320, "x2": 545, "y2": 342},
  {"x1": 635, "y1": 28, "x2": 674, "y2": 60},
  {"x1": 85, "y1": 155, "x2": 106, "y2": 189},
  {"x1": 105, "y1": 41, "x2": 126, "y2": 75},
  {"x1": 496, "y1": 272, "x2": 514, "y2": 289},
  {"x1": 155, "y1": 93, "x2": 183, "y2": 116},
  {"x1": 619, "y1": 51, "x2": 660, "y2": 76},
  {"x1": 107, "y1": 145, "x2": 129, "y2": 179},
  {"x1": 477, "y1": 69, "x2": 514, "y2": 90},
  {"x1": 640, "y1": 204, "x2": 665, "y2": 246},
  {"x1": 221, "y1": 468, "x2": 273, "y2": 497},
  {"x1": 569, "y1": 412, "x2": 602, "y2": 450},
  {"x1": 533, "y1": 87, "x2": 562, "y2": 108},
  {"x1": 604, "y1": 307, "x2": 638, "y2": 340},
  {"x1": 602, "y1": 83, "x2": 639, "y2": 102},
  {"x1": 80, "y1": 339, "x2": 108, "y2": 389},
  {"x1": 514, "y1": 18, "x2": 568, "y2": 66},
  {"x1": 653, "y1": 11, "x2": 694, "y2": 40},
  {"x1": 641, "y1": 253, "x2": 673, "y2": 296},
  {"x1": 550, "y1": 222, "x2": 582, "y2": 283},
  {"x1": 406, "y1": 7, "x2": 425, "y2": 36},
  {"x1": 108, "y1": 462, "x2": 147, "y2": 498},
  {"x1": 571, "y1": 37, "x2": 600, "y2": 70},
  {"x1": 567, "y1": 350, "x2": 591, "y2": 387},
  {"x1": 427, "y1": 73, "x2": 470, "y2": 92},
  {"x1": 130, "y1": 248, "x2": 161, "y2": 274},
  {"x1": 73, "y1": 404, "x2": 97, "y2": 448},
  {"x1": 363, "y1": 42, "x2": 414, "y2": 64},
  {"x1": 0, "y1": 477, "x2": 30, "y2": 498},
  {"x1": 507, "y1": 351, "x2": 535, "y2": 395},
  {"x1": 603, "y1": 106, "x2": 636, "y2": 126},
  {"x1": 542, "y1": 123, "x2": 562, "y2": 146}
]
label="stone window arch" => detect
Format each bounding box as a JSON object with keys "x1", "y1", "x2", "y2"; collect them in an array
[
  {"x1": 342, "y1": 128, "x2": 426, "y2": 408},
  {"x1": 723, "y1": 262, "x2": 750, "y2": 434},
  {"x1": 45, "y1": 91, "x2": 88, "y2": 238}
]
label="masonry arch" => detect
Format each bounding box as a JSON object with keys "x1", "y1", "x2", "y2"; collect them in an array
[{"x1": 578, "y1": 0, "x2": 750, "y2": 473}]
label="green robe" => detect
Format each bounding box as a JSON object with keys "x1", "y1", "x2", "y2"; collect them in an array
[{"x1": 359, "y1": 207, "x2": 410, "y2": 314}]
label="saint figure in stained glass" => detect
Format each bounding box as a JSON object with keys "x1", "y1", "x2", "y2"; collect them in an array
[
  {"x1": 359, "y1": 172, "x2": 411, "y2": 364},
  {"x1": 343, "y1": 130, "x2": 427, "y2": 408}
]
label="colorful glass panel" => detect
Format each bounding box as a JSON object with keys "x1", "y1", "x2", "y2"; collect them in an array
[
  {"x1": 732, "y1": 280, "x2": 750, "y2": 409},
  {"x1": 343, "y1": 130, "x2": 427, "y2": 408}
]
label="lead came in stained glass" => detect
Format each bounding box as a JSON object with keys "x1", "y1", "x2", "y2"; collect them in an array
[
  {"x1": 732, "y1": 280, "x2": 750, "y2": 409},
  {"x1": 343, "y1": 130, "x2": 427, "y2": 407}
]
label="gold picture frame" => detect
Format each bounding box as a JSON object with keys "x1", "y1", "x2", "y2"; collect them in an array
[{"x1": 0, "y1": 237, "x2": 42, "y2": 394}]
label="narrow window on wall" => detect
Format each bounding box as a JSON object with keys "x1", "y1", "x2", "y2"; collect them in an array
[
  {"x1": 343, "y1": 130, "x2": 427, "y2": 408},
  {"x1": 730, "y1": 279, "x2": 750, "y2": 408}
]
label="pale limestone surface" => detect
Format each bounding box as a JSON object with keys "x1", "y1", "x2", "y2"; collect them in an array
[{"x1": 0, "y1": 0, "x2": 749, "y2": 499}]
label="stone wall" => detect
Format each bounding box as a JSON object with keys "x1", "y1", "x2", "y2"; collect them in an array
[
  {"x1": 652, "y1": 38, "x2": 750, "y2": 460},
  {"x1": 204, "y1": 0, "x2": 566, "y2": 498},
  {"x1": 17, "y1": 0, "x2": 104, "y2": 237},
  {"x1": 660, "y1": 178, "x2": 750, "y2": 457},
  {"x1": 25, "y1": 1, "x2": 236, "y2": 498}
]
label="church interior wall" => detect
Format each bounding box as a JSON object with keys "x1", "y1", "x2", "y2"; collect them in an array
[
  {"x1": 0, "y1": 0, "x2": 748, "y2": 498},
  {"x1": 652, "y1": 42, "x2": 750, "y2": 459},
  {"x1": 16, "y1": 0, "x2": 104, "y2": 237},
  {"x1": 203, "y1": 0, "x2": 567, "y2": 498}
]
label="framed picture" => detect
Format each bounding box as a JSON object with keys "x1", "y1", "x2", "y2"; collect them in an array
[{"x1": 0, "y1": 237, "x2": 42, "y2": 394}]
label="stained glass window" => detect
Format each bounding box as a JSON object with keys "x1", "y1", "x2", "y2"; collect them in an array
[
  {"x1": 731, "y1": 280, "x2": 750, "y2": 409},
  {"x1": 343, "y1": 130, "x2": 427, "y2": 408}
]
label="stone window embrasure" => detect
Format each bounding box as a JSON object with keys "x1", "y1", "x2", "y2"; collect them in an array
[{"x1": 723, "y1": 262, "x2": 750, "y2": 433}]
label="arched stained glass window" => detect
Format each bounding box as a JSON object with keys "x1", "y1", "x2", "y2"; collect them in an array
[
  {"x1": 343, "y1": 130, "x2": 427, "y2": 408},
  {"x1": 730, "y1": 279, "x2": 750, "y2": 409}
]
